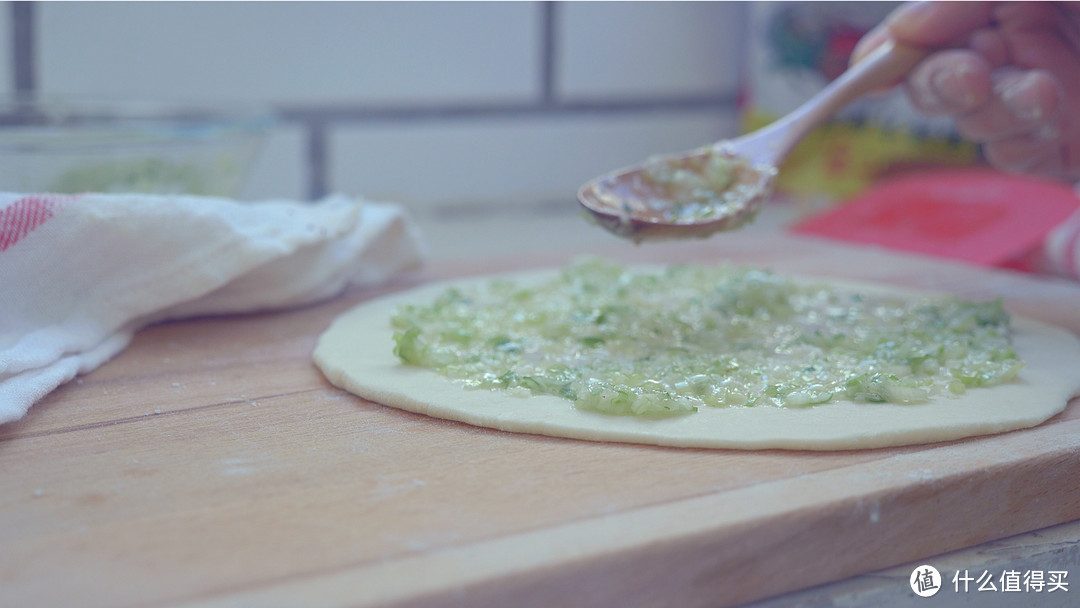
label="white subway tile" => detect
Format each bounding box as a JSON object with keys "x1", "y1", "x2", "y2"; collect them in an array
[
  {"x1": 38, "y1": 2, "x2": 539, "y2": 105},
  {"x1": 329, "y1": 109, "x2": 737, "y2": 209},
  {"x1": 558, "y1": 2, "x2": 744, "y2": 100}
]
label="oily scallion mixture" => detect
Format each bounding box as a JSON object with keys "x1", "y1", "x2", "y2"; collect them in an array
[
  {"x1": 390, "y1": 259, "x2": 1024, "y2": 417},
  {"x1": 640, "y1": 148, "x2": 761, "y2": 223}
]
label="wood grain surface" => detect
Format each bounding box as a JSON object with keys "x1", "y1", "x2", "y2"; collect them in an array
[{"x1": 2, "y1": 231, "x2": 1079, "y2": 608}]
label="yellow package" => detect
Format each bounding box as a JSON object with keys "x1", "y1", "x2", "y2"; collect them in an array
[{"x1": 742, "y1": 2, "x2": 980, "y2": 200}]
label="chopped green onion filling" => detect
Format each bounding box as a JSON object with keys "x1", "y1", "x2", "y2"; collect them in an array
[{"x1": 390, "y1": 258, "x2": 1024, "y2": 417}]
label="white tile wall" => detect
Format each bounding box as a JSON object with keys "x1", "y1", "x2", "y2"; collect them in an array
[
  {"x1": 558, "y1": 2, "x2": 743, "y2": 100},
  {"x1": 37, "y1": 2, "x2": 540, "y2": 105},
  {"x1": 18, "y1": 1, "x2": 747, "y2": 208},
  {"x1": 330, "y1": 109, "x2": 738, "y2": 208}
]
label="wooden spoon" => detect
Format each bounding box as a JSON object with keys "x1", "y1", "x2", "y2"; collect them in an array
[{"x1": 578, "y1": 41, "x2": 928, "y2": 243}]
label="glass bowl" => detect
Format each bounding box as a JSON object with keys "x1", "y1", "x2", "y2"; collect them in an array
[{"x1": 0, "y1": 98, "x2": 273, "y2": 197}]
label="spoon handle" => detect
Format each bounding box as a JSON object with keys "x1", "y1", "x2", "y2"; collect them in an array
[{"x1": 729, "y1": 41, "x2": 928, "y2": 166}]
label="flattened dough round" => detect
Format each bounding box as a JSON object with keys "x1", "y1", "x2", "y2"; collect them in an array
[{"x1": 314, "y1": 269, "x2": 1080, "y2": 450}]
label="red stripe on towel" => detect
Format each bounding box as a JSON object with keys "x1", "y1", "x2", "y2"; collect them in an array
[{"x1": 0, "y1": 195, "x2": 74, "y2": 252}]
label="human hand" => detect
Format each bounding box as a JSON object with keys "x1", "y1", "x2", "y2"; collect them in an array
[{"x1": 851, "y1": 1, "x2": 1080, "y2": 182}]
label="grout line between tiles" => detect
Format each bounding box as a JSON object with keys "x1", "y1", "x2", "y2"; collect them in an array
[{"x1": 10, "y1": 1, "x2": 36, "y2": 95}]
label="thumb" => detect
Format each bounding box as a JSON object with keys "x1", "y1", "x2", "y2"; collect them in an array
[
  {"x1": 850, "y1": 1, "x2": 995, "y2": 90},
  {"x1": 884, "y1": 1, "x2": 994, "y2": 47},
  {"x1": 853, "y1": 1, "x2": 996, "y2": 64}
]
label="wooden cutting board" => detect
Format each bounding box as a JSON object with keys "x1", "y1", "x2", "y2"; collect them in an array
[{"x1": 2, "y1": 231, "x2": 1079, "y2": 608}]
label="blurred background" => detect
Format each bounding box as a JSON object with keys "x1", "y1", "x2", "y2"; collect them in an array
[{"x1": 1, "y1": 1, "x2": 980, "y2": 257}]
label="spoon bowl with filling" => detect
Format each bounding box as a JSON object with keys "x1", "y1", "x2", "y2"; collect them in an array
[
  {"x1": 578, "y1": 147, "x2": 776, "y2": 243},
  {"x1": 578, "y1": 41, "x2": 927, "y2": 243}
]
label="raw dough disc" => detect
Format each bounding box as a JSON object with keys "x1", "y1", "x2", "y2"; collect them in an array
[{"x1": 313, "y1": 268, "x2": 1080, "y2": 450}]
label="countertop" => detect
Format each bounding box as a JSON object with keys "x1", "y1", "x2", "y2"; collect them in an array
[{"x1": 2, "y1": 198, "x2": 1077, "y2": 607}]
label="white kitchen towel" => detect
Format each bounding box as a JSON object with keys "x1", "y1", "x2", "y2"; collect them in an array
[{"x1": 0, "y1": 192, "x2": 426, "y2": 425}]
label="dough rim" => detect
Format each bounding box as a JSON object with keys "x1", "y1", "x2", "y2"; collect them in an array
[{"x1": 313, "y1": 268, "x2": 1080, "y2": 450}]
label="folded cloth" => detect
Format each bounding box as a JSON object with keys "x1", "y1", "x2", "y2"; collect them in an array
[{"x1": 0, "y1": 192, "x2": 426, "y2": 425}]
